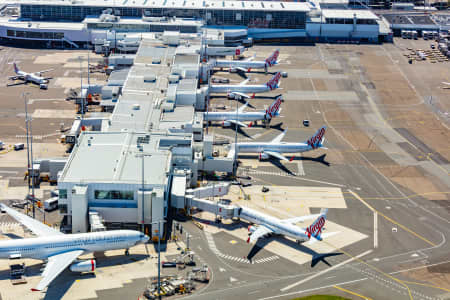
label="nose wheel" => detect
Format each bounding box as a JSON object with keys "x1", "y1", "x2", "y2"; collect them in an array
[{"x1": 125, "y1": 249, "x2": 130, "y2": 256}]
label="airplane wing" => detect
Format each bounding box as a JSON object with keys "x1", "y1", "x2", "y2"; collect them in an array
[
  {"x1": 0, "y1": 204, "x2": 63, "y2": 237},
  {"x1": 226, "y1": 119, "x2": 248, "y2": 127},
  {"x1": 281, "y1": 214, "x2": 321, "y2": 225},
  {"x1": 245, "y1": 55, "x2": 255, "y2": 61},
  {"x1": 33, "y1": 250, "x2": 84, "y2": 291},
  {"x1": 8, "y1": 76, "x2": 23, "y2": 80},
  {"x1": 232, "y1": 92, "x2": 253, "y2": 99},
  {"x1": 238, "y1": 102, "x2": 249, "y2": 113},
  {"x1": 239, "y1": 78, "x2": 250, "y2": 86},
  {"x1": 270, "y1": 128, "x2": 287, "y2": 144},
  {"x1": 247, "y1": 225, "x2": 273, "y2": 244},
  {"x1": 235, "y1": 67, "x2": 248, "y2": 73},
  {"x1": 264, "y1": 151, "x2": 289, "y2": 161},
  {"x1": 36, "y1": 69, "x2": 54, "y2": 75},
  {"x1": 304, "y1": 232, "x2": 339, "y2": 245}
]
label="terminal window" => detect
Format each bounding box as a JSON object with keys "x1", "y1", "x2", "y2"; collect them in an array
[
  {"x1": 95, "y1": 190, "x2": 134, "y2": 200},
  {"x1": 59, "y1": 189, "x2": 67, "y2": 199}
]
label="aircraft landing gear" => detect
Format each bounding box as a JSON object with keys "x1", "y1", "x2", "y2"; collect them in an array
[{"x1": 125, "y1": 249, "x2": 130, "y2": 256}]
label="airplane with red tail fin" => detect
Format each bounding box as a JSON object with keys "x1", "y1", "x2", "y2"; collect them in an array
[{"x1": 228, "y1": 126, "x2": 327, "y2": 161}]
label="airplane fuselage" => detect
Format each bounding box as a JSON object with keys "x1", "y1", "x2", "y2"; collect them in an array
[
  {"x1": 233, "y1": 142, "x2": 314, "y2": 154},
  {"x1": 0, "y1": 230, "x2": 143, "y2": 260},
  {"x1": 204, "y1": 111, "x2": 266, "y2": 122},
  {"x1": 215, "y1": 60, "x2": 266, "y2": 69},
  {"x1": 239, "y1": 206, "x2": 309, "y2": 242},
  {"x1": 209, "y1": 84, "x2": 273, "y2": 94}
]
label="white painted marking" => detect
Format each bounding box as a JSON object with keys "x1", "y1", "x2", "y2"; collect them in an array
[
  {"x1": 219, "y1": 267, "x2": 226, "y2": 272},
  {"x1": 230, "y1": 277, "x2": 238, "y2": 283},
  {"x1": 0, "y1": 171, "x2": 18, "y2": 174},
  {"x1": 280, "y1": 250, "x2": 373, "y2": 292},
  {"x1": 259, "y1": 278, "x2": 369, "y2": 300},
  {"x1": 297, "y1": 160, "x2": 305, "y2": 176},
  {"x1": 374, "y1": 211, "x2": 378, "y2": 249}
]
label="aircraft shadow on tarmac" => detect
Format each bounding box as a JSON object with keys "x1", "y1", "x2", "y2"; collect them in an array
[
  {"x1": 246, "y1": 234, "x2": 342, "y2": 268},
  {"x1": 191, "y1": 216, "x2": 248, "y2": 233},
  {"x1": 237, "y1": 154, "x2": 330, "y2": 175},
  {"x1": 187, "y1": 217, "x2": 342, "y2": 268},
  {"x1": 0, "y1": 252, "x2": 149, "y2": 299},
  {"x1": 2, "y1": 233, "x2": 23, "y2": 239},
  {"x1": 44, "y1": 252, "x2": 148, "y2": 299}
]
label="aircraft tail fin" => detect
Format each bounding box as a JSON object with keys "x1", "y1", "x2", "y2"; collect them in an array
[
  {"x1": 266, "y1": 72, "x2": 281, "y2": 90},
  {"x1": 265, "y1": 49, "x2": 280, "y2": 67},
  {"x1": 305, "y1": 126, "x2": 327, "y2": 149},
  {"x1": 264, "y1": 95, "x2": 283, "y2": 119},
  {"x1": 13, "y1": 62, "x2": 19, "y2": 74},
  {"x1": 305, "y1": 208, "x2": 328, "y2": 241}
]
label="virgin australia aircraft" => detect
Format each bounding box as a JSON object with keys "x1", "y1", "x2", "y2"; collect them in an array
[
  {"x1": 239, "y1": 206, "x2": 332, "y2": 244},
  {"x1": 8, "y1": 63, "x2": 53, "y2": 87},
  {"x1": 204, "y1": 95, "x2": 282, "y2": 128},
  {"x1": 209, "y1": 71, "x2": 282, "y2": 100},
  {"x1": 228, "y1": 126, "x2": 327, "y2": 161},
  {"x1": 0, "y1": 203, "x2": 149, "y2": 292},
  {"x1": 215, "y1": 49, "x2": 280, "y2": 73}
]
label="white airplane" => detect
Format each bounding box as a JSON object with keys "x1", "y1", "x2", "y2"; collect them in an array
[
  {"x1": 442, "y1": 82, "x2": 450, "y2": 89},
  {"x1": 8, "y1": 63, "x2": 53, "y2": 88},
  {"x1": 204, "y1": 95, "x2": 282, "y2": 127},
  {"x1": 0, "y1": 203, "x2": 149, "y2": 292},
  {"x1": 238, "y1": 206, "x2": 331, "y2": 244},
  {"x1": 215, "y1": 49, "x2": 280, "y2": 73},
  {"x1": 228, "y1": 126, "x2": 327, "y2": 161},
  {"x1": 209, "y1": 71, "x2": 282, "y2": 100}
]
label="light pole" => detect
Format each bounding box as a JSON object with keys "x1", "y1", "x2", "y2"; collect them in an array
[
  {"x1": 233, "y1": 98, "x2": 239, "y2": 176},
  {"x1": 152, "y1": 220, "x2": 165, "y2": 300},
  {"x1": 136, "y1": 151, "x2": 152, "y2": 232},
  {"x1": 78, "y1": 56, "x2": 84, "y2": 119},
  {"x1": 29, "y1": 100, "x2": 35, "y2": 219},
  {"x1": 23, "y1": 92, "x2": 32, "y2": 216}
]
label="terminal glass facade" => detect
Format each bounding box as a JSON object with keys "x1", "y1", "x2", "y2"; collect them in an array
[{"x1": 20, "y1": 4, "x2": 306, "y2": 29}]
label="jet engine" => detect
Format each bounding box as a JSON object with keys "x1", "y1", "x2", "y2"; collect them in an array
[
  {"x1": 222, "y1": 121, "x2": 231, "y2": 127},
  {"x1": 70, "y1": 260, "x2": 96, "y2": 272},
  {"x1": 227, "y1": 92, "x2": 237, "y2": 100},
  {"x1": 258, "y1": 152, "x2": 269, "y2": 161}
]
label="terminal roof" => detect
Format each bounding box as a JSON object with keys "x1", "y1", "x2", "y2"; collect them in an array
[
  {"x1": 322, "y1": 9, "x2": 379, "y2": 20},
  {"x1": 16, "y1": 0, "x2": 310, "y2": 12}
]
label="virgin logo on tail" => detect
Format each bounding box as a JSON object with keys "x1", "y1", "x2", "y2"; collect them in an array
[
  {"x1": 13, "y1": 63, "x2": 19, "y2": 74},
  {"x1": 235, "y1": 49, "x2": 241, "y2": 56},
  {"x1": 307, "y1": 126, "x2": 326, "y2": 149},
  {"x1": 265, "y1": 96, "x2": 282, "y2": 119},
  {"x1": 305, "y1": 216, "x2": 325, "y2": 239},
  {"x1": 266, "y1": 72, "x2": 281, "y2": 90},
  {"x1": 265, "y1": 50, "x2": 279, "y2": 67}
]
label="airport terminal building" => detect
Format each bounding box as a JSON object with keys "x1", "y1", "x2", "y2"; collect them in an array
[
  {"x1": 56, "y1": 35, "x2": 233, "y2": 237},
  {"x1": 0, "y1": 0, "x2": 389, "y2": 44}
]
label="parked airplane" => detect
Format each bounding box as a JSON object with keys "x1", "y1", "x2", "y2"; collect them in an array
[
  {"x1": 228, "y1": 126, "x2": 327, "y2": 161},
  {"x1": 8, "y1": 63, "x2": 53, "y2": 88},
  {"x1": 204, "y1": 95, "x2": 282, "y2": 127},
  {"x1": 0, "y1": 204, "x2": 149, "y2": 292},
  {"x1": 442, "y1": 82, "x2": 450, "y2": 89},
  {"x1": 238, "y1": 206, "x2": 331, "y2": 244},
  {"x1": 215, "y1": 49, "x2": 280, "y2": 73},
  {"x1": 209, "y1": 71, "x2": 282, "y2": 100}
]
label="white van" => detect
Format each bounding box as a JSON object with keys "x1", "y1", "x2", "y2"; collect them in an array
[
  {"x1": 44, "y1": 197, "x2": 58, "y2": 211},
  {"x1": 14, "y1": 143, "x2": 24, "y2": 151}
]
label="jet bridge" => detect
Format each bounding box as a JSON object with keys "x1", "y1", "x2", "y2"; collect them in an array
[{"x1": 186, "y1": 196, "x2": 240, "y2": 219}]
